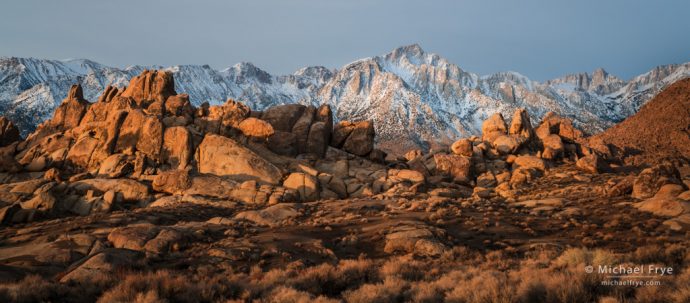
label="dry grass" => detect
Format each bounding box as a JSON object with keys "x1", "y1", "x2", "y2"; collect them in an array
[{"x1": 0, "y1": 245, "x2": 688, "y2": 302}]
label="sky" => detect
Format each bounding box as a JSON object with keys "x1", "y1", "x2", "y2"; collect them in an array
[{"x1": 1, "y1": 0, "x2": 689, "y2": 81}]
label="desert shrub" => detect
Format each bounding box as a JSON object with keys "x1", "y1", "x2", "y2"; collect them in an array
[
  {"x1": 631, "y1": 244, "x2": 687, "y2": 268},
  {"x1": 342, "y1": 277, "x2": 409, "y2": 303},
  {"x1": 262, "y1": 286, "x2": 339, "y2": 303},
  {"x1": 407, "y1": 281, "x2": 446, "y2": 303},
  {"x1": 290, "y1": 259, "x2": 378, "y2": 297},
  {"x1": 554, "y1": 247, "x2": 618, "y2": 269},
  {"x1": 380, "y1": 256, "x2": 427, "y2": 281},
  {"x1": 445, "y1": 270, "x2": 515, "y2": 303}
]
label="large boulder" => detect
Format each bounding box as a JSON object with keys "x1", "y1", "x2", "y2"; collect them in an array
[
  {"x1": 164, "y1": 94, "x2": 194, "y2": 118},
  {"x1": 333, "y1": 121, "x2": 375, "y2": 156},
  {"x1": 536, "y1": 112, "x2": 583, "y2": 142},
  {"x1": 120, "y1": 70, "x2": 176, "y2": 105},
  {"x1": 492, "y1": 135, "x2": 526, "y2": 155},
  {"x1": 60, "y1": 249, "x2": 145, "y2": 283},
  {"x1": 234, "y1": 204, "x2": 301, "y2": 227},
  {"x1": 434, "y1": 154, "x2": 472, "y2": 183},
  {"x1": 0, "y1": 117, "x2": 20, "y2": 147},
  {"x1": 283, "y1": 172, "x2": 320, "y2": 202},
  {"x1": 306, "y1": 122, "x2": 329, "y2": 157},
  {"x1": 632, "y1": 163, "x2": 683, "y2": 199},
  {"x1": 197, "y1": 134, "x2": 283, "y2": 184},
  {"x1": 315, "y1": 104, "x2": 333, "y2": 133},
  {"x1": 261, "y1": 104, "x2": 305, "y2": 132},
  {"x1": 481, "y1": 113, "x2": 508, "y2": 143},
  {"x1": 161, "y1": 126, "x2": 193, "y2": 170},
  {"x1": 238, "y1": 117, "x2": 274, "y2": 140},
  {"x1": 451, "y1": 139, "x2": 473, "y2": 157},
  {"x1": 66, "y1": 132, "x2": 102, "y2": 169},
  {"x1": 71, "y1": 178, "x2": 150, "y2": 202},
  {"x1": 97, "y1": 154, "x2": 133, "y2": 178},
  {"x1": 115, "y1": 110, "x2": 163, "y2": 161},
  {"x1": 576, "y1": 154, "x2": 607, "y2": 174},
  {"x1": 195, "y1": 99, "x2": 251, "y2": 136},
  {"x1": 508, "y1": 108, "x2": 535, "y2": 140},
  {"x1": 291, "y1": 105, "x2": 316, "y2": 153},
  {"x1": 267, "y1": 131, "x2": 298, "y2": 156},
  {"x1": 50, "y1": 85, "x2": 90, "y2": 130},
  {"x1": 635, "y1": 184, "x2": 689, "y2": 217},
  {"x1": 512, "y1": 155, "x2": 547, "y2": 171}
]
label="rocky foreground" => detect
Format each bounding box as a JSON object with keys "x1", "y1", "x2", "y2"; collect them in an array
[{"x1": 0, "y1": 71, "x2": 688, "y2": 302}]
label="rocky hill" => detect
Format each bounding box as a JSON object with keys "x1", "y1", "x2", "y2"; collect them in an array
[
  {"x1": 591, "y1": 78, "x2": 690, "y2": 164},
  {"x1": 2, "y1": 45, "x2": 689, "y2": 153}
]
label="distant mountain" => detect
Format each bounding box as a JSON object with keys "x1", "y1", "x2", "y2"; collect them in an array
[{"x1": 1, "y1": 44, "x2": 689, "y2": 152}]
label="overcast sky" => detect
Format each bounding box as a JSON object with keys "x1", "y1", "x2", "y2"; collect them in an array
[{"x1": 1, "y1": 0, "x2": 689, "y2": 81}]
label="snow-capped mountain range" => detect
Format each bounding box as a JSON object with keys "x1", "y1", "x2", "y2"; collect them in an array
[{"x1": 1, "y1": 44, "x2": 689, "y2": 151}]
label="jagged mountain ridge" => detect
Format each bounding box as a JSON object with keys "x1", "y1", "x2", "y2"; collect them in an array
[{"x1": 1, "y1": 44, "x2": 689, "y2": 152}]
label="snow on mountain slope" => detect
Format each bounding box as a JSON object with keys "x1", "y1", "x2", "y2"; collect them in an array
[{"x1": 1, "y1": 45, "x2": 689, "y2": 153}]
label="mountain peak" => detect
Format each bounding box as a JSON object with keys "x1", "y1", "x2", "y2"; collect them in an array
[
  {"x1": 226, "y1": 62, "x2": 272, "y2": 84},
  {"x1": 388, "y1": 43, "x2": 425, "y2": 60}
]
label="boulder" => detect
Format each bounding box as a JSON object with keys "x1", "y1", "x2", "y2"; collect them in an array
[
  {"x1": 635, "y1": 184, "x2": 689, "y2": 217},
  {"x1": 0, "y1": 117, "x2": 20, "y2": 147},
  {"x1": 404, "y1": 149, "x2": 424, "y2": 161},
  {"x1": 164, "y1": 94, "x2": 194, "y2": 118},
  {"x1": 306, "y1": 122, "x2": 329, "y2": 157},
  {"x1": 161, "y1": 126, "x2": 193, "y2": 170},
  {"x1": 451, "y1": 139, "x2": 473, "y2": 157},
  {"x1": 536, "y1": 112, "x2": 583, "y2": 142},
  {"x1": 120, "y1": 70, "x2": 176, "y2": 105},
  {"x1": 384, "y1": 225, "x2": 447, "y2": 257},
  {"x1": 291, "y1": 105, "x2": 316, "y2": 153},
  {"x1": 107, "y1": 224, "x2": 160, "y2": 251},
  {"x1": 152, "y1": 169, "x2": 192, "y2": 195},
  {"x1": 66, "y1": 133, "x2": 101, "y2": 169},
  {"x1": 542, "y1": 134, "x2": 564, "y2": 155},
  {"x1": 238, "y1": 117, "x2": 275, "y2": 140},
  {"x1": 331, "y1": 121, "x2": 357, "y2": 148},
  {"x1": 197, "y1": 134, "x2": 283, "y2": 184},
  {"x1": 60, "y1": 249, "x2": 144, "y2": 283},
  {"x1": 50, "y1": 85, "x2": 90, "y2": 130},
  {"x1": 261, "y1": 104, "x2": 305, "y2": 132},
  {"x1": 492, "y1": 135, "x2": 525, "y2": 155},
  {"x1": 283, "y1": 172, "x2": 320, "y2": 201},
  {"x1": 434, "y1": 154, "x2": 472, "y2": 183},
  {"x1": 632, "y1": 163, "x2": 683, "y2": 199},
  {"x1": 576, "y1": 154, "x2": 607, "y2": 174},
  {"x1": 235, "y1": 203, "x2": 301, "y2": 227},
  {"x1": 71, "y1": 178, "x2": 150, "y2": 202},
  {"x1": 341, "y1": 121, "x2": 375, "y2": 156},
  {"x1": 267, "y1": 131, "x2": 298, "y2": 156},
  {"x1": 512, "y1": 155, "x2": 547, "y2": 171},
  {"x1": 508, "y1": 108, "x2": 535, "y2": 140},
  {"x1": 317, "y1": 173, "x2": 347, "y2": 198},
  {"x1": 97, "y1": 154, "x2": 133, "y2": 178},
  {"x1": 392, "y1": 169, "x2": 426, "y2": 183},
  {"x1": 195, "y1": 99, "x2": 251, "y2": 136},
  {"x1": 481, "y1": 113, "x2": 508, "y2": 143},
  {"x1": 115, "y1": 110, "x2": 163, "y2": 161}
]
